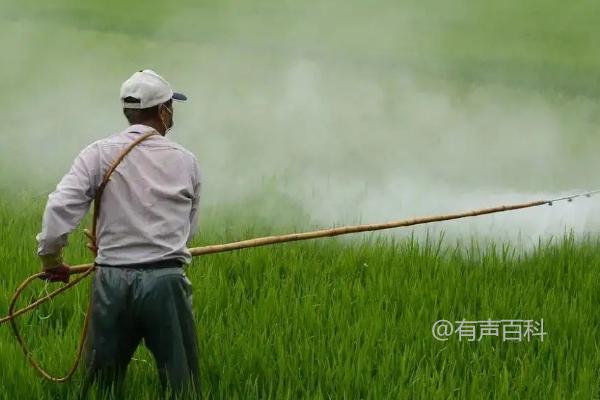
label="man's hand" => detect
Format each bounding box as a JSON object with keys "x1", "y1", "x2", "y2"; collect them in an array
[
  {"x1": 39, "y1": 253, "x2": 70, "y2": 283},
  {"x1": 40, "y1": 264, "x2": 71, "y2": 283}
]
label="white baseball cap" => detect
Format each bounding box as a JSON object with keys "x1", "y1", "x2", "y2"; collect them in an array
[{"x1": 120, "y1": 69, "x2": 187, "y2": 109}]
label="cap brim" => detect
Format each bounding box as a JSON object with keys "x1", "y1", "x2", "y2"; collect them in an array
[{"x1": 172, "y1": 92, "x2": 187, "y2": 102}]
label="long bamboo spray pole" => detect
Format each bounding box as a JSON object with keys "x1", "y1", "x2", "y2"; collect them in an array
[{"x1": 69, "y1": 199, "x2": 548, "y2": 275}]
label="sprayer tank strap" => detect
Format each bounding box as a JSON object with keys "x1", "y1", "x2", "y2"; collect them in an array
[{"x1": 91, "y1": 130, "x2": 160, "y2": 240}]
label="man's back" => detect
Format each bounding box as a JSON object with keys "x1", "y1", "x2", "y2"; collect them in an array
[
  {"x1": 36, "y1": 124, "x2": 201, "y2": 266},
  {"x1": 92, "y1": 124, "x2": 201, "y2": 265}
]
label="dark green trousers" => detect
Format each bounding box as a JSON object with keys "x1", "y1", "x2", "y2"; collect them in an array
[{"x1": 81, "y1": 264, "x2": 200, "y2": 399}]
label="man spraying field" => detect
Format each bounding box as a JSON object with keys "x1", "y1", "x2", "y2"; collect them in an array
[
  {"x1": 35, "y1": 69, "x2": 202, "y2": 397},
  {"x1": 4, "y1": 67, "x2": 600, "y2": 400}
]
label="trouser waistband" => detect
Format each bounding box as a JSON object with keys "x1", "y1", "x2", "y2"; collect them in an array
[{"x1": 96, "y1": 258, "x2": 183, "y2": 269}]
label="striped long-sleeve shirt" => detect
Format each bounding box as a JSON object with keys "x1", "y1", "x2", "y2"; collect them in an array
[{"x1": 36, "y1": 124, "x2": 202, "y2": 267}]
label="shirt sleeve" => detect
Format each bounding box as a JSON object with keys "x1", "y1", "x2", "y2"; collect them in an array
[
  {"x1": 36, "y1": 145, "x2": 99, "y2": 267},
  {"x1": 188, "y1": 157, "x2": 202, "y2": 243}
]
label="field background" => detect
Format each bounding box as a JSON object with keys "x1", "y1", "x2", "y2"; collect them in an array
[{"x1": 1, "y1": 0, "x2": 600, "y2": 398}]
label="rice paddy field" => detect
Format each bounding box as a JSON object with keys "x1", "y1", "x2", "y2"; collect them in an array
[{"x1": 2, "y1": 1, "x2": 600, "y2": 399}]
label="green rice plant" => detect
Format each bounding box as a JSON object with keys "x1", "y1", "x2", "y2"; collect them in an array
[{"x1": 1, "y1": 195, "x2": 600, "y2": 399}]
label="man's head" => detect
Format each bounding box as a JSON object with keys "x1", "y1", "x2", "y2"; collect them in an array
[
  {"x1": 120, "y1": 69, "x2": 187, "y2": 135},
  {"x1": 123, "y1": 99, "x2": 174, "y2": 133}
]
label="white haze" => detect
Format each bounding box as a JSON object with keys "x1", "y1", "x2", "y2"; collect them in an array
[{"x1": 1, "y1": 2, "x2": 600, "y2": 247}]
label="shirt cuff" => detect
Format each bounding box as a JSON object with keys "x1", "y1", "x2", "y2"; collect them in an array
[{"x1": 39, "y1": 252, "x2": 64, "y2": 269}]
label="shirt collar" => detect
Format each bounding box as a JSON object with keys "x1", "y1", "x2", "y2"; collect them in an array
[{"x1": 126, "y1": 124, "x2": 161, "y2": 135}]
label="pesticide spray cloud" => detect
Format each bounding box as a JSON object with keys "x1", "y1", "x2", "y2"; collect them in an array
[{"x1": 2, "y1": 0, "x2": 600, "y2": 246}]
